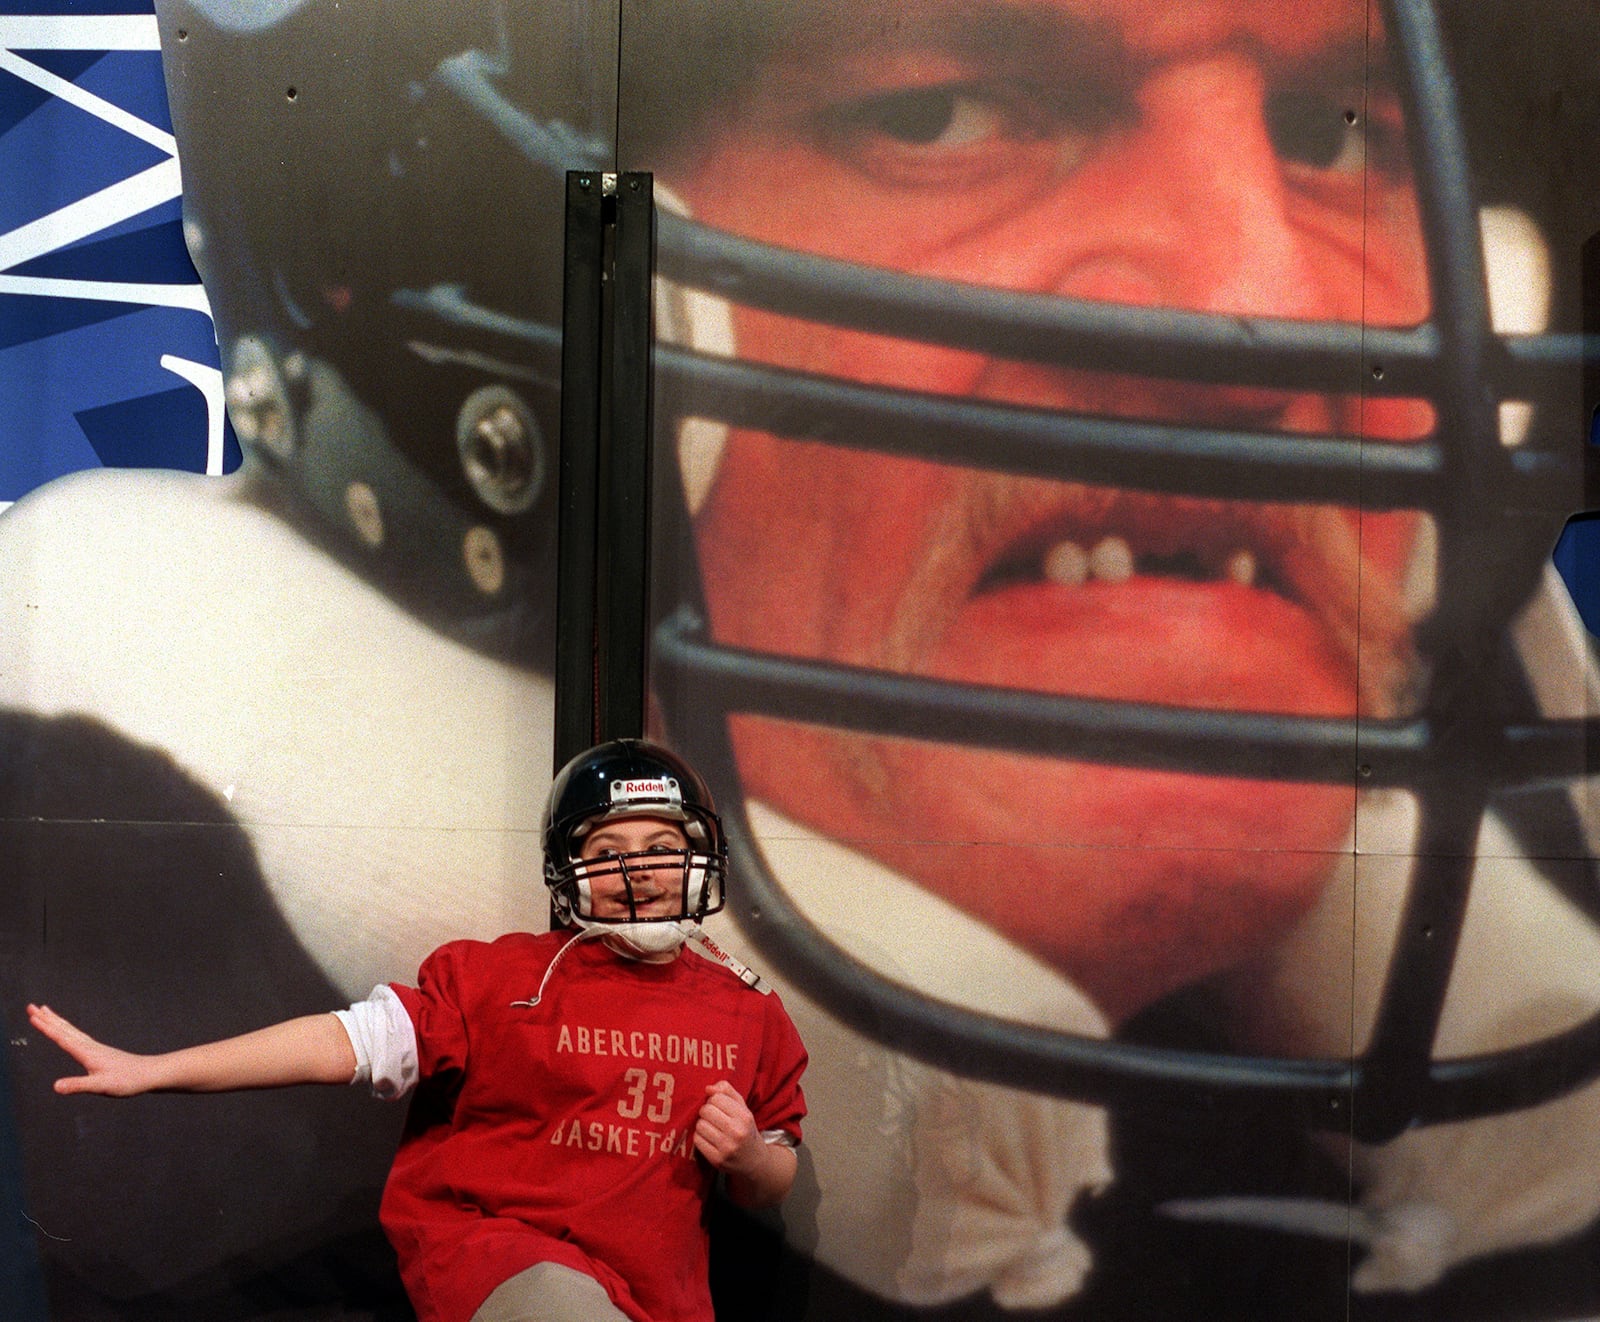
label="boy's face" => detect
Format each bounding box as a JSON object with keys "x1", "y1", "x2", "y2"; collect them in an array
[{"x1": 579, "y1": 816, "x2": 694, "y2": 921}]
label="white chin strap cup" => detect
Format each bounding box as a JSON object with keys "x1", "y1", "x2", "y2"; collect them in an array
[{"x1": 607, "y1": 920, "x2": 694, "y2": 957}]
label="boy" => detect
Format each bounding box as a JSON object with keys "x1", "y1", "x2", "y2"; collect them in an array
[{"x1": 29, "y1": 740, "x2": 807, "y2": 1322}]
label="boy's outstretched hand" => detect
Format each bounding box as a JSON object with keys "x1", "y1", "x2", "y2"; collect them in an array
[
  {"x1": 27, "y1": 1004, "x2": 156, "y2": 1096},
  {"x1": 25, "y1": 1002, "x2": 357, "y2": 1095}
]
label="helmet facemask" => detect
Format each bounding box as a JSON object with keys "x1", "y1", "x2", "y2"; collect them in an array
[{"x1": 551, "y1": 821, "x2": 725, "y2": 957}]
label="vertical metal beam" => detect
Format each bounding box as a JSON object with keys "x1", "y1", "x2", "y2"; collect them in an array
[
  {"x1": 598, "y1": 172, "x2": 655, "y2": 742},
  {"x1": 555, "y1": 170, "x2": 655, "y2": 770},
  {"x1": 553, "y1": 171, "x2": 606, "y2": 773}
]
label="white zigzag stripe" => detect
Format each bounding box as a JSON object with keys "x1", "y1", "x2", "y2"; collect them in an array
[
  {"x1": 0, "y1": 46, "x2": 175, "y2": 153},
  {"x1": 0, "y1": 16, "x2": 159, "y2": 50},
  {"x1": 159, "y1": 355, "x2": 227, "y2": 474},
  {"x1": 0, "y1": 158, "x2": 181, "y2": 274},
  {"x1": 0, "y1": 274, "x2": 211, "y2": 312}
]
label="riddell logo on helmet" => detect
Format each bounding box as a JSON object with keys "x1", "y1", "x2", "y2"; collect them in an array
[{"x1": 610, "y1": 777, "x2": 682, "y2": 804}]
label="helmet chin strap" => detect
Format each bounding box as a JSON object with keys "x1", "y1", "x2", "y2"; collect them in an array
[
  {"x1": 598, "y1": 921, "x2": 772, "y2": 992},
  {"x1": 601, "y1": 919, "x2": 695, "y2": 960}
]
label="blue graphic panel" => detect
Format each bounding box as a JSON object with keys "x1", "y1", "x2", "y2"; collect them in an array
[
  {"x1": 0, "y1": 300, "x2": 232, "y2": 498},
  {"x1": 13, "y1": 210, "x2": 196, "y2": 282},
  {"x1": 0, "y1": 58, "x2": 168, "y2": 235},
  {"x1": 0, "y1": 4, "x2": 234, "y2": 504},
  {"x1": 33, "y1": 47, "x2": 173, "y2": 132},
  {"x1": 1554, "y1": 515, "x2": 1600, "y2": 638},
  {"x1": 77, "y1": 382, "x2": 210, "y2": 470}
]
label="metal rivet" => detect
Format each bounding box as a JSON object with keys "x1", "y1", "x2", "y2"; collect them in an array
[
  {"x1": 464, "y1": 525, "x2": 506, "y2": 595},
  {"x1": 1371, "y1": 363, "x2": 1385, "y2": 380},
  {"x1": 1344, "y1": 109, "x2": 1357, "y2": 125},
  {"x1": 346, "y1": 482, "x2": 384, "y2": 547},
  {"x1": 457, "y1": 385, "x2": 544, "y2": 515},
  {"x1": 286, "y1": 86, "x2": 298, "y2": 101},
  {"x1": 225, "y1": 336, "x2": 296, "y2": 460}
]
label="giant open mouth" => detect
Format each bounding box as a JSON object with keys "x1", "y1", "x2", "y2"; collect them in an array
[
  {"x1": 974, "y1": 495, "x2": 1298, "y2": 597},
  {"x1": 909, "y1": 480, "x2": 1425, "y2": 722}
]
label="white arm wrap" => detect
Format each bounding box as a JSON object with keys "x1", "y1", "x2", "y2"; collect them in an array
[{"x1": 332, "y1": 984, "x2": 420, "y2": 1100}]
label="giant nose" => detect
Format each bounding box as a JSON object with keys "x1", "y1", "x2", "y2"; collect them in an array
[
  {"x1": 962, "y1": 51, "x2": 1380, "y2": 418},
  {"x1": 981, "y1": 53, "x2": 1363, "y2": 326},
  {"x1": 1113, "y1": 55, "x2": 1342, "y2": 321}
]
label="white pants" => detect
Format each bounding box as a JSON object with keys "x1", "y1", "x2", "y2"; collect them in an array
[{"x1": 470, "y1": 1261, "x2": 631, "y2": 1322}]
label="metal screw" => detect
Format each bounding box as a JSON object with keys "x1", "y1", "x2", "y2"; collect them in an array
[
  {"x1": 457, "y1": 385, "x2": 544, "y2": 515},
  {"x1": 464, "y1": 525, "x2": 506, "y2": 595},
  {"x1": 225, "y1": 336, "x2": 296, "y2": 460},
  {"x1": 346, "y1": 482, "x2": 385, "y2": 548}
]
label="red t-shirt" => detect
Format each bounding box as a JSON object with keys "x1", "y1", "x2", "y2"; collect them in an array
[{"x1": 381, "y1": 932, "x2": 807, "y2": 1322}]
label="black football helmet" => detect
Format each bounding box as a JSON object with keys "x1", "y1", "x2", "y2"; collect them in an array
[
  {"x1": 155, "y1": 0, "x2": 1600, "y2": 1141},
  {"x1": 542, "y1": 739, "x2": 727, "y2": 928}
]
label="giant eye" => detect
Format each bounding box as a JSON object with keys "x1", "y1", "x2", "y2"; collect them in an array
[
  {"x1": 1265, "y1": 89, "x2": 1363, "y2": 175},
  {"x1": 822, "y1": 82, "x2": 1090, "y2": 189},
  {"x1": 849, "y1": 86, "x2": 1004, "y2": 148},
  {"x1": 825, "y1": 82, "x2": 1011, "y2": 162}
]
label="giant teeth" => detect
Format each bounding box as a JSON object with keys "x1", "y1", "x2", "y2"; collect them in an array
[
  {"x1": 1043, "y1": 539, "x2": 1089, "y2": 586},
  {"x1": 1225, "y1": 549, "x2": 1258, "y2": 586},
  {"x1": 1089, "y1": 536, "x2": 1134, "y2": 583}
]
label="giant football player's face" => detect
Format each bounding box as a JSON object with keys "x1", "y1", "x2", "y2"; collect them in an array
[{"x1": 666, "y1": 0, "x2": 1430, "y2": 1022}]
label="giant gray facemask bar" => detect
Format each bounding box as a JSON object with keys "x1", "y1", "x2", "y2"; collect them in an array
[{"x1": 414, "y1": 1, "x2": 1600, "y2": 1137}]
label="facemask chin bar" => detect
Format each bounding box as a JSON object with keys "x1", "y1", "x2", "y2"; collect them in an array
[{"x1": 565, "y1": 850, "x2": 719, "y2": 926}]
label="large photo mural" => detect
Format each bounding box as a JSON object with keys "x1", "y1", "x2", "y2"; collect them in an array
[{"x1": 6, "y1": 0, "x2": 1600, "y2": 1319}]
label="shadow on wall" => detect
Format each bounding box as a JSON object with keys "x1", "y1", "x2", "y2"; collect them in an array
[{"x1": 0, "y1": 711, "x2": 408, "y2": 1320}]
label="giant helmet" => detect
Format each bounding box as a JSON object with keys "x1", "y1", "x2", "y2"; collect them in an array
[{"x1": 158, "y1": 0, "x2": 1600, "y2": 1140}]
